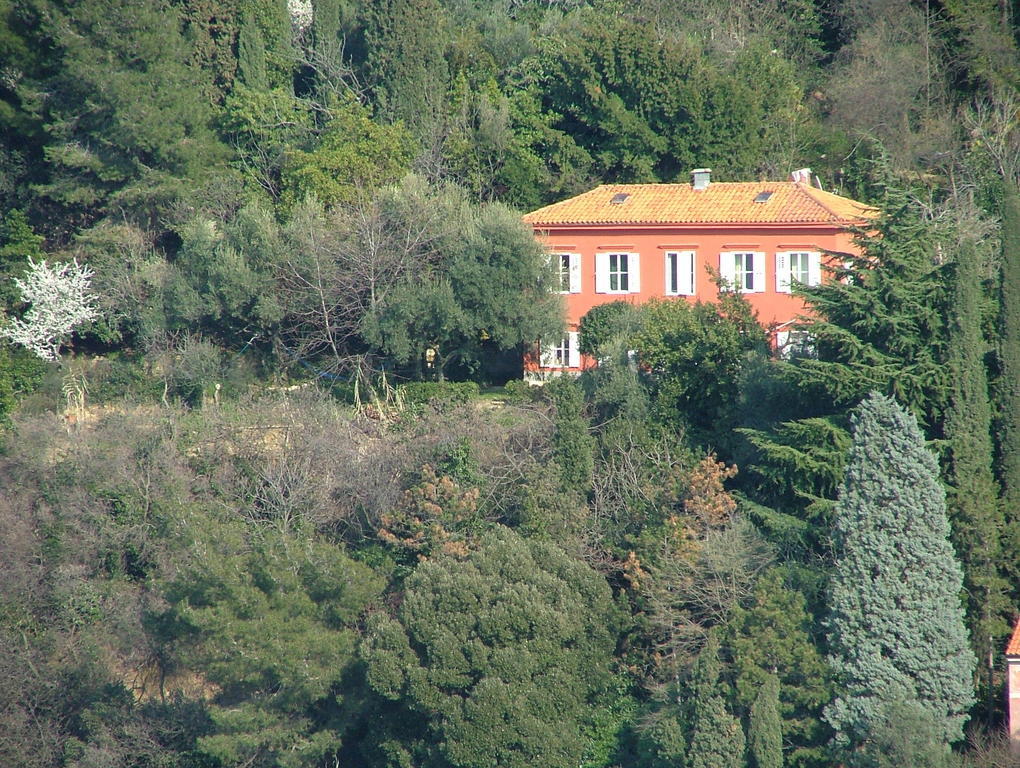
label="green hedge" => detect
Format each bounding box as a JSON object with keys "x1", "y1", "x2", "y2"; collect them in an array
[{"x1": 398, "y1": 381, "x2": 479, "y2": 407}]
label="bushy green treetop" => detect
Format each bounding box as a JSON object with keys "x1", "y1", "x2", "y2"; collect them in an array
[
  {"x1": 361, "y1": 526, "x2": 615, "y2": 768},
  {"x1": 633, "y1": 294, "x2": 767, "y2": 443}
]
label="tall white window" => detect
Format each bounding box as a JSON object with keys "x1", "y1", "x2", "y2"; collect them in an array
[
  {"x1": 540, "y1": 331, "x2": 580, "y2": 368},
  {"x1": 790, "y1": 252, "x2": 811, "y2": 285},
  {"x1": 720, "y1": 252, "x2": 764, "y2": 293},
  {"x1": 735, "y1": 253, "x2": 755, "y2": 291},
  {"x1": 775, "y1": 251, "x2": 821, "y2": 293},
  {"x1": 609, "y1": 253, "x2": 629, "y2": 292},
  {"x1": 553, "y1": 253, "x2": 581, "y2": 294},
  {"x1": 595, "y1": 252, "x2": 641, "y2": 294},
  {"x1": 665, "y1": 251, "x2": 696, "y2": 296}
]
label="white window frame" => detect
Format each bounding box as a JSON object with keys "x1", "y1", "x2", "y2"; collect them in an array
[
  {"x1": 776, "y1": 251, "x2": 821, "y2": 293},
  {"x1": 665, "y1": 250, "x2": 696, "y2": 296},
  {"x1": 720, "y1": 251, "x2": 765, "y2": 293},
  {"x1": 595, "y1": 252, "x2": 640, "y2": 294},
  {"x1": 552, "y1": 252, "x2": 581, "y2": 294},
  {"x1": 540, "y1": 331, "x2": 580, "y2": 368}
]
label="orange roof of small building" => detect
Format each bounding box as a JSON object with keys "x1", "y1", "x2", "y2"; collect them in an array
[
  {"x1": 522, "y1": 181, "x2": 877, "y2": 227},
  {"x1": 1007, "y1": 618, "x2": 1020, "y2": 656}
]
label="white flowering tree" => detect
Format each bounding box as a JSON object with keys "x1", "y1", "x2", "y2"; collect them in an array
[
  {"x1": 1, "y1": 257, "x2": 98, "y2": 361},
  {"x1": 288, "y1": 0, "x2": 312, "y2": 32}
]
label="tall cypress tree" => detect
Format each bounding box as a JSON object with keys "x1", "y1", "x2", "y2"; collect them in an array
[
  {"x1": 748, "y1": 674, "x2": 783, "y2": 768},
  {"x1": 547, "y1": 377, "x2": 595, "y2": 495},
  {"x1": 236, "y1": 10, "x2": 269, "y2": 90},
  {"x1": 358, "y1": 0, "x2": 450, "y2": 132},
  {"x1": 943, "y1": 242, "x2": 1010, "y2": 653},
  {"x1": 995, "y1": 180, "x2": 1020, "y2": 593},
  {"x1": 825, "y1": 393, "x2": 975, "y2": 756},
  {"x1": 242, "y1": 0, "x2": 295, "y2": 91},
  {"x1": 686, "y1": 635, "x2": 746, "y2": 768}
]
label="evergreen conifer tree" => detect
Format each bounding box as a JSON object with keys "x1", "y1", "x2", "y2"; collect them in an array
[
  {"x1": 739, "y1": 178, "x2": 956, "y2": 558},
  {"x1": 825, "y1": 393, "x2": 975, "y2": 756},
  {"x1": 725, "y1": 569, "x2": 830, "y2": 767},
  {"x1": 686, "y1": 635, "x2": 746, "y2": 768},
  {"x1": 236, "y1": 11, "x2": 269, "y2": 90},
  {"x1": 311, "y1": 0, "x2": 343, "y2": 73},
  {"x1": 0, "y1": 209, "x2": 44, "y2": 309},
  {"x1": 995, "y1": 180, "x2": 1020, "y2": 592},
  {"x1": 243, "y1": 0, "x2": 295, "y2": 91},
  {"x1": 943, "y1": 241, "x2": 1010, "y2": 651},
  {"x1": 547, "y1": 377, "x2": 595, "y2": 495},
  {"x1": 358, "y1": 0, "x2": 450, "y2": 132},
  {"x1": 749, "y1": 674, "x2": 782, "y2": 768}
]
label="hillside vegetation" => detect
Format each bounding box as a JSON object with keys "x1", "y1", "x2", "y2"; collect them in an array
[{"x1": 1, "y1": 1, "x2": 1020, "y2": 767}]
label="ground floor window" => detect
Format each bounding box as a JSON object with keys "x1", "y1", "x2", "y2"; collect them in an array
[
  {"x1": 540, "y1": 331, "x2": 580, "y2": 368},
  {"x1": 776, "y1": 329, "x2": 816, "y2": 359}
]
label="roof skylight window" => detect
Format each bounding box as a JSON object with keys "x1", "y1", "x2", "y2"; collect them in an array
[
  {"x1": 753, "y1": 191, "x2": 774, "y2": 203},
  {"x1": 610, "y1": 193, "x2": 630, "y2": 204}
]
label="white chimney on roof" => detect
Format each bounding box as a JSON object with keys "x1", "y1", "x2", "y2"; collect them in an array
[
  {"x1": 790, "y1": 168, "x2": 812, "y2": 184},
  {"x1": 691, "y1": 168, "x2": 711, "y2": 190}
]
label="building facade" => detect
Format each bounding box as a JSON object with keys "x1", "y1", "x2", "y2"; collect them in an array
[
  {"x1": 1009, "y1": 619, "x2": 1020, "y2": 753},
  {"x1": 523, "y1": 170, "x2": 874, "y2": 375}
]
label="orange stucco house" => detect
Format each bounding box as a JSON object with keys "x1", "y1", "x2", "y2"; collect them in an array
[
  {"x1": 522, "y1": 169, "x2": 874, "y2": 376},
  {"x1": 1008, "y1": 618, "x2": 1020, "y2": 753}
]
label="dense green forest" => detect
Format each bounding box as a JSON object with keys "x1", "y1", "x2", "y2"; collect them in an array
[{"x1": 2, "y1": 0, "x2": 1020, "y2": 766}]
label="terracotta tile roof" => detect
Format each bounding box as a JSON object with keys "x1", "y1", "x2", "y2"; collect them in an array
[
  {"x1": 522, "y1": 182, "x2": 876, "y2": 227},
  {"x1": 1007, "y1": 618, "x2": 1020, "y2": 656}
]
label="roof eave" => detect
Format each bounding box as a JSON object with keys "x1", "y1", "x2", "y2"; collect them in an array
[{"x1": 527, "y1": 220, "x2": 866, "y2": 230}]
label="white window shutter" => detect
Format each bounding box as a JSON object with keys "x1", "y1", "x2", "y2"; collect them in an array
[
  {"x1": 595, "y1": 252, "x2": 610, "y2": 293},
  {"x1": 719, "y1": 253, "x2": 735, "y2": 289},
  {"x1": 753, "y1": 252, "x2": 766, "y2": 293},
  {"x1": 540, "y1": 340, "x2": 555, "y2": 367},
  {"x1": 680, "y1": 251, "x2": 695, "y2": 295},
  {"x1": 629, "y1": 253, "x2": 640, "y2": 293},
  {"x1": 776, "y1": 252, "x2": 791, "y2": 293},
  {"x1": 568, "y1": 253, "x2": 581, "y2": 293},
  {"x1": 568, "y1": 331, "x2": 580, "y2": 368},
  {"x1": 775, "y1": 330, "x2": 790, "y2": 358},
  {"x1": 808, "y1": 252, "x2": 822, "y2": 286}
]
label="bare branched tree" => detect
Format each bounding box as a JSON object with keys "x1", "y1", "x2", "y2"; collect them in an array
[
  {"x1": 645, "y1": 517, "x2": 774, "y2": 674},
  {"x1": 276, "y1": 182, "x2": 449, "y2": 378},
  {"x1": 964, "y1": 93, "x2": 1020, "y2": 184}
]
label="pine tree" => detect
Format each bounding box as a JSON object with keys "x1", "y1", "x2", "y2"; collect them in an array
[
  {"x1": 825, "y1": 393, "x2": 975, "y2": 755},
  {"x1": 995, "y1": 180, "x2": 1020, "y2": 593},
  {"x1": 23, "y1": 0, "x2": 228, "y2": 234},
  {"x1": 311, "y1": 0, "x2": 342, "y2": 73},
  {"x1": 787, "y1": 182, "x2": 951, "y2": 427},
  {"x1": 686, "y1": 635, "x2": 746, "y2": 768},
  {"x1": 943, "y1": 241, "x2": 1010, "y2": 652},
  {"x1": 749, "y1": 674, "x2": 782, "y2": 768}
]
